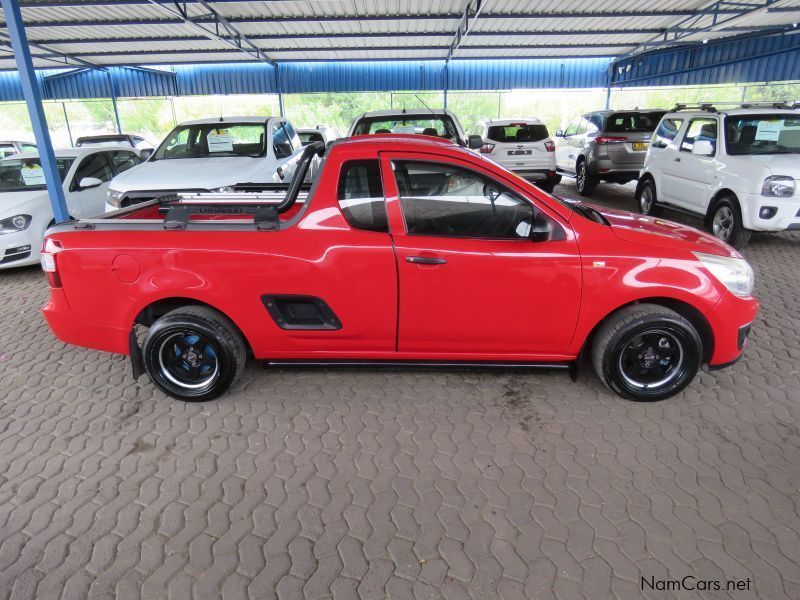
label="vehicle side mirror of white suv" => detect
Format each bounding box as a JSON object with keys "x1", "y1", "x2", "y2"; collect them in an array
[
  {"x1": 692, "y1": 140, "x2": 715, "y2": 156},
  {"x1": 78, "y1": 177, "x2": 104, "y2": 189},
  {"x1": 554, "y1": 129, "x2": 564, "y2": 137}
]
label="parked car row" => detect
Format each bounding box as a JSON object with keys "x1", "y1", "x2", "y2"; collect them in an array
[{"x1": 2, "y1": 102, "x2": 797, "y2": 272}]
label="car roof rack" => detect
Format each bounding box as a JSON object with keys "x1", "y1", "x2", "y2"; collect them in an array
[
  {"x1": 739, "y1": 101, "x2": 793, "y2": 109},
  {"x1": 671, "y1": 103, "x2": 718, "y2": 113}
]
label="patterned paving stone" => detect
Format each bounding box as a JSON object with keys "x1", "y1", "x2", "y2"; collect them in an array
[{"x1": 0, "y1": 178, "x2": 798, "y2": 599}]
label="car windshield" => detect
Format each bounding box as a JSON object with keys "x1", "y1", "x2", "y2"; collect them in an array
[
  {"x1": 486, "y1": 123, "x2": 549, "y2": 143},
  {"x1": 605, "y1": 112, "x2": 666, "y2": 133},
  {"x1": 153, "y1": 123, "x2": 266, "y2": 160},
  {"x1": 353, "y1": 115, "x2": 459, "y2": 141},
  {"x1": 299, "y1": 131, "x2": 324, "y2": 145},
  {"x1": 0, "y1": 157, "x2": 74, "y2": 192},
  {"x1": 725, "y1": 114, "x2": 800, "y2": 155}
]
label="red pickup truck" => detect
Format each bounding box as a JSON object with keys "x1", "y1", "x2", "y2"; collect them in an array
[{"x1": 41, "y1": 136, "x2": 758, "y2": 402}]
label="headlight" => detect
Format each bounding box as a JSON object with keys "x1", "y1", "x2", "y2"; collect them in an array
[
  {"x1": 211, "y1": 186, "x2": 235, "y2": 193},
  {"x1": 693, "y1": 252, "x2": 754, "y2": 297},
  {"x1": 0, "y1": 214, "x2": 32, "y2": 234},
  {"x1": 761, "y1": 176, "x2": 795, "y2": 197}
]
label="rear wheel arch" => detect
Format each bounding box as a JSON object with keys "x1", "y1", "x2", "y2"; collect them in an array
[
  {"x1": 580, "y1": 297, "x2": 714, "y2": 364},
  {"x1": 133, "y1": 297, "x2": 253, "y2": 358}
]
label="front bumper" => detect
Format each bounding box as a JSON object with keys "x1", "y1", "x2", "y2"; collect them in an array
[
  {"x1": 738, "y1": 192, "x2": 800, "y2": 232},
  {"x1": 0, "y1": 229, "x2": 39, "y2": 270},
  {"x1": 42, "y1": 288, "x2": 130, "y2": 355},
  {"x1": 705, "y1": 291, "x2": 760, "y2": 367}
]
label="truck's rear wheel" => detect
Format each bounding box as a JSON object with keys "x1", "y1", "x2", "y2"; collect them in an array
[
  {"x1": 637, "y1": 179, "x2": 663, "y2": 217},
  {"x1": 576, "y1": 160, "x2": 598, "y2": 196},
  {"x1": 592, "y1": 304, "x2": 701, "y2": 401},
  {"x1": 142, "y1": 306, "x2": 246, "y2": 401}
]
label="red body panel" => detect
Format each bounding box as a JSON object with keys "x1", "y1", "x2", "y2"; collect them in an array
[{"x1": 41, "y1": 136, "x2": 758, "y2": 369}]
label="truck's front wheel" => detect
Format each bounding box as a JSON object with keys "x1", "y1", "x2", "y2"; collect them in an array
[{"x1": 142, "y1": 306, "x2": 246, "y2": 401}]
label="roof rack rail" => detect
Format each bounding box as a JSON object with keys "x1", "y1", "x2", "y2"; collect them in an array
[
  {"x1": 739, "y1": 101, "x2": 792, "y2": 109},
  {"x1": 671, "y1": 103, "x2": 718, "y2": 113}
]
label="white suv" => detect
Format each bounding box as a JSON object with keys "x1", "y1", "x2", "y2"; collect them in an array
[
  {"x1": 637, "y1": 104, "x2": 800, "y2": 248},
  {"x1": 472, "y1": 118, "x2": 559, "y2": 192}
]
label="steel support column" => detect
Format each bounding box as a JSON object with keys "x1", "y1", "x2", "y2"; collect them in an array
[
  {"x1": 107, "y1": 71, "x2": 122, "y2": 133},
  {"x1": 0, "y1": 0, "x2": 70, "y2": 223},
  {"x1": 62, "y1": 102, "x2": 73, "y2": 146},
  {"x1": 274, "y1": 64, "x2": 284, "y2": 117}
]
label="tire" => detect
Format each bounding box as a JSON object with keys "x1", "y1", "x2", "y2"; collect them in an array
[
  {"x1": 575, "y1": 160, "x2": 598, "y2": 196},
  {"x1": 637, "y1": 179, "x2": 663, "y2": 217},
  {"x1": 536, "y1": 181, "x2": 556, "y2": 194},
  {"x1": 707, "y1": 197, "x2": 751, "y2": 249},
  {"x1": 142, "y1": 305, "x2": 247, "y2": 401},
  {"x1": 591, "y1": 304, "x2": 702, "y2": 402}
]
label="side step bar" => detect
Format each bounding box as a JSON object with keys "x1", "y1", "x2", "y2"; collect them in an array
[{"x1": 265, "y1": 359, "x2": 576, "y2": 376}]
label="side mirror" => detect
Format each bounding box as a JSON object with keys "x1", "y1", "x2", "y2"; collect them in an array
[
  {"x1": 78, "y1": 176, "x2": 103, "y2": 190},
  {"x1": 692, "y1": 139, "x2": 715, "y2": 156},
  {"x1": 468, "y1": 134, "x2": 483, "y2": 149},
  {"x1": 530, "y1": 211, "x2": 554, "y2": 243},
  {"x1": 139, "y1": 148, "x2": 153, "y2": 160},
  {"x1": 554, "y1": 129, "x2": 564, "y2": 137}
]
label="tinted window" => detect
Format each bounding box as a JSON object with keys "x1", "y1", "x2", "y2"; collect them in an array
[
  {"x1": 486, "y1": 123, "x2": 548, "y2": 143},
  {"x1": 109, "y1": 150, "x2": 141, "y2": 174},
  {"x1": 337, "y1": 160, "x2": 387, "y2": 233},
  {"x1": 353, "y1": 115, "x2": 458, "y2": 141},
  {"x1": 651, "y1": 118, "x2": 683, "y2": 149},
  {"x1": 0, "y1": 158, "x2": 73, "y2": 192},
  {"x1": 299, "y1": 132, "x2": 324, "y2": 145},
  {"x1": 73, "y1": 153, "x2": 113, "y2": 187},
  {"x1": 605, "y1": 112, "x2": 665, "y2": 133},
  {"x1": 681, "y1": 118, "x2": 718, "y2": 154},
  {"x1": 394, "y1": 161, "x2": 534, "y2": 240}
]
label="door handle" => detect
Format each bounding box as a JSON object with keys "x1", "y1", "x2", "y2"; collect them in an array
[
  {"x1": 406, "y1": 256, "x2": 447, "y2": 265},
  {"x1": 674, "y1": 157, "x2": 681, "y2": 162}
]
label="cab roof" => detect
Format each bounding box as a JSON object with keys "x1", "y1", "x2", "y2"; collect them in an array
[
  {"x1": 177, "y1": 116, "x2": 278, "y2": 126},
  {"x1": 357, "y1": 109, "x2": 456, "y2": 119}
]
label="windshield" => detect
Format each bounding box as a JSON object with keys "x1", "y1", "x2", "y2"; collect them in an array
[
  {"x1": 0, "y1": 157, "x2": 74, "y2": 192},
  {"x1": 725, "y1": 114, "x2": 800, "y2": 155},
  {"x1": 605, "y1": 112, "x2": 666, "y2": 133},
  {"x1": 353, "y1": 115, "x2": 460, "y2": 141},
  {"x1": 153, "y1": 123, "x2": 266, "y2": 160}
]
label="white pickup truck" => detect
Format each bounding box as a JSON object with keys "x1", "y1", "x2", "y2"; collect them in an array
[
  {"x1": 637, "y1": 104, "x2": 800, "y2": 248},
  {"x1": 105, "y1": 116, "x2": 310, "y2": 211}
]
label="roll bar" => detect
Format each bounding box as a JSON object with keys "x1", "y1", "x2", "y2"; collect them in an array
[{"x1": 276, "y1": 141, "x2": 325, "y2": 213}]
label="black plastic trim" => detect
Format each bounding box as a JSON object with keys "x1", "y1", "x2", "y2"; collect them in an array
[
  {"x1": 262, "y1": 295, "x2": 343, "y2": 330},
  {"x1": 265, "y1": 359, "x2": 572, "y2": 370},
  {"x1": 129, "y1": 328, "x2": 145, "y2": 380}
]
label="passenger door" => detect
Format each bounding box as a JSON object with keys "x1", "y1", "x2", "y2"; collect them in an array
[
  {"x1": 665, "y1": 117, "x2": 719, "y2": 210},
  {"x1": 68, "y1": 152, "x2": 115, "y2": 218},
  {"x1": 555, "y1": 117, "x2": 581, "y2": 171},
  {"x1": 646, "y1": 116, "x2": 684, "y2": 203},
  {"x1": 381, "y1": 154, "x2": 582, "y2": 357}
]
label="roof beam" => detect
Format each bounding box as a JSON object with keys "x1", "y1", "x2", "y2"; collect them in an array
[
  {"x1": 3, "y1": 9, "x2": 776, "y2": 29},
  {"x1": 0, "y1": 29, "x2": 103, "y2": 68},
  {"x1": 617, "y1": 0, "x2": 786, "y2": 59},
  {"x1": 142, "y1": 0, "x2": 272, "y2": 63}
]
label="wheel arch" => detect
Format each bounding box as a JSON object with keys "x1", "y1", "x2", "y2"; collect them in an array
[
  {"x1": 704, "y1": 188, "x2": 739, "y2": 229},
  {"x1": 580, "y1": 297, "x2": 715, "y2": 364},
  {"x1": 133, "y1": 296, "x2": 254, "y2": 357}
]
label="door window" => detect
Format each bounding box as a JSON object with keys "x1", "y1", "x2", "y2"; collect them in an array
[
  {"x1": 0, "y1": 144, "x2": 15, "y2": 158},
  {"x1": 564, "y1": 118, "x2": 581, "y2": 137},
  {"x1": 337, "y1": 160, "x2": 388, "y2": 233},
  {"x1": 680, "y1": 118, "x2": 718, "y2": 154},
  {"x1": 282, "y1": 121, "x2": 301, "y2": 151},
  {"x1": 393, "y1": 161, "x2": 534, "y2": 240},
  {"x1": 651, "y1": 118, "x2": 683, "y2": 149},
  {"x1": 72, "y1": 153, "x2": 113, "y2": 190},
  {"x1": 272, "y1": 122, "x2": 292, "y2": 158},
  {"x1": 108, "y1": 150, "x2": 141, "y2": 174}
]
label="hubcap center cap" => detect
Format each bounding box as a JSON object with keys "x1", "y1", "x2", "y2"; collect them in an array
[
  {"x1": 185, "y1": 350, "x2": 199, "y2": 366},
  {"x1": 641, "y1": 347, "x2": 658, "y2": 367}
]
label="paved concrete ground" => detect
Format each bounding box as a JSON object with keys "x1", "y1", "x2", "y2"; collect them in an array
[{"x1": 0, "y1": 178, "x2": 799, "y2": 600}]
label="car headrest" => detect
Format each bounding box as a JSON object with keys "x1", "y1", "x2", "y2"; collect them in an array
[
  {"x1": 739, "y1": 125, "x2": 757, "y2": 144},
  {"x1": 422, "y1": 128, "x2": 438, "y2": 137},
  {"x1": 375, "y1": 129, "x2": 391, "y2": 134}
]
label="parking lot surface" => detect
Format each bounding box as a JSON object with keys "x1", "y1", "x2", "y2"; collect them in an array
[{"x1": 0, "y1": 180, "x2": 798, "y2": 600}]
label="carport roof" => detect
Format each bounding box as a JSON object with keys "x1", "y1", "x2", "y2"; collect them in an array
[{"x1": 1, "y1": 0, "x2": 799, "y2": 71}]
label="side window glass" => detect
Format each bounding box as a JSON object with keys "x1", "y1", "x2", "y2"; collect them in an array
[
  {"x1": 576, "y1": 117, "x2": 589, "y2": 136},
  {"x1": 110, "y1": 151, "x2": 141, "y2": 174},
  {"x1": 337, "y1": 160, "x2": 387, "y2": 233},
  {"x1": 651, "y1": 118, "x2": 683, "y2": 149},
  {"x1": 73, "y1": 153, "x2": 113, "y2": 188},
  {"x1": 393, "y1": 161, "x2": 534, "y2": 240},
  {"x1": 590, "y1": 114, "x2": 604, "y2": 131},
  {"x1": 564, "y1": 118, "x2": 580, "y2": 136},
  {"x1": 282, "y1": 121, "x2": 301, "y2": 151},
  {"x1": 0, "y1": 145, "x2": 15, "y2": 159},
  {"x1": 680, "y1": 118, "x2": 717, "y2": 154},
  {"x1": 272, "y1": 122, "x2": 292, "y2": 158},
  {"x1": 21, "y1": 144, "x2": 37, "y2": 153}
]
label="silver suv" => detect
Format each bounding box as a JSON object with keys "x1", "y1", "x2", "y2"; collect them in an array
[{"x1": 554, "y1": 110, "x2": 666, "y2": 196}]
